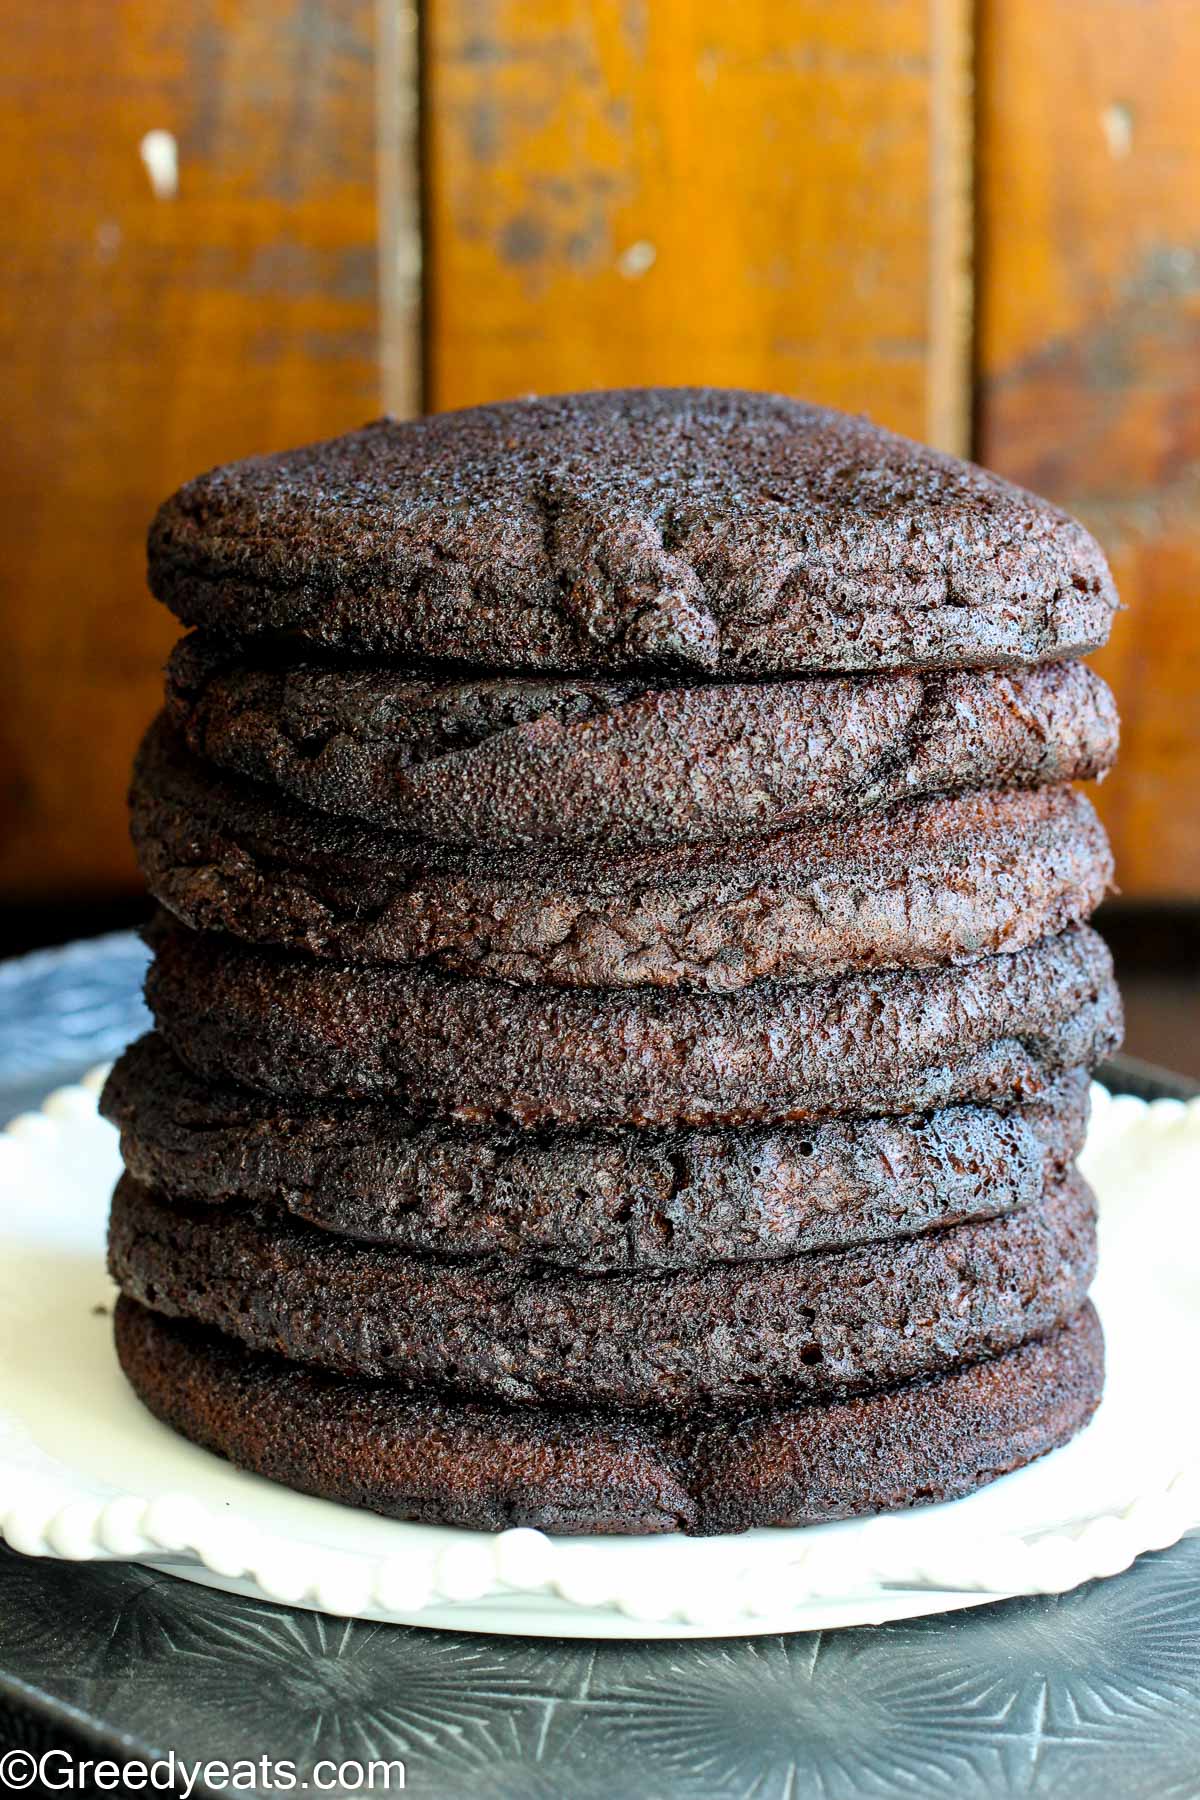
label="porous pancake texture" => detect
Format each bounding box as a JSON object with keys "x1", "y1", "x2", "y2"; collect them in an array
[
  {"x1": 101, "y1": 1037, "x2": 1089, "y2": 1270},
  {"x1": 147, "y1": 388, "x2": 1117, "y2": 674},
  {"x1": 114, "y1": 1297, "x2": 1105, "y2": 1535},
  {"x1": 108, "y1": 1171, "x2": 1096, "y2": 1414},
  {"x1": 133, "y1": 717, "x2": 1113, "y2": 989},
  {"x1": 109, "y1": 387, "x2": 1122, "y2": 1536},
  {"x1": 143, "y1": 915, "x2": 1121, "y2": 1125},
  {"x1": 164, "y1": 635, "x2": 1118, "y2": 849}
]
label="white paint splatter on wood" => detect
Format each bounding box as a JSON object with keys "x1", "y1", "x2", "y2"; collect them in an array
[
  {"x1": 1102, "y1": 102, "x2": 1134, "y2": 158},
  {"x1": 617, "y1": 240, "x2": 656, "y2": 279},
  {"x1": 139, "y1": 129, "x2": 179, "y2": 199}
]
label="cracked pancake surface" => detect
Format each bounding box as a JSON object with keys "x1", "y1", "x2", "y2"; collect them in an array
[
  {"x1": 165, "y1": 635, "x2": 1119, "y2": 850},
  {"x1": 108, "y1": 1171, "x2": 1097, "y2": 1413},
  {"x1": 144, "y1": 916, "x2": 1122, "y2": 1126},
  {"x1": 148, "y1": 388, "x2": 1117, "y2": 675},
  {"x1": 102, "y1": 1036, "x2": 1090, "y2": 1270},
  {"x1": 133, "y1": 716, "x2": 1114, "y2": 987}
]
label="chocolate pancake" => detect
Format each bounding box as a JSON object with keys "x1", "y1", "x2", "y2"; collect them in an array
[
  {"x1": 144, "y1": 917, "x2": 1122, "y2": 1125},
  {"x1": 108, "y1": 1171, "x2": 1096, "y2": 1413},
  {"x1": 101, "y1": 1037, "x2": 1089, "y2": 1270},
  {"x1": 133, "y1": 716, "x2": 1114, "y2": 989},
  {"x1": 147, "y1": 389, "x2": 1117, "y2": 675},
  {"x1": 165, "y1": 635, "x2": 1118, "y2": 850},
  {"x1": 115, "y1": 1297, "x2": 1104, "y2": 1535}
]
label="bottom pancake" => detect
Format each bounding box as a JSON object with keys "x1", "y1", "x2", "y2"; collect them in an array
[{"x1": 114, "y1": 1296, "x2": 1104, "y2": 1536}]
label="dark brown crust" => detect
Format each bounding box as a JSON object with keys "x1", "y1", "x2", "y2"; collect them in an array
[
  {"x1": 133, "y1": 716, "x2": 1114, "y2": 989},
  {"x1": 144, "y1": 917, "x2": 1122, "y2": 1125},
  {"x1": 147, "y1": 390, "x2": 1117, "y2": 676},
  {"x1": 108, "y1": 1171, "x2": 1097, "y2": 1413},
  {"x1": 164, "y1": 635, "x2": 1119, "y2": 850},
  {"x1": 102, "y1": 1036, "x2": 1091, "y2": 1271},
  {"x1": 112, "y1": 1296, "x2": 1105, "y2": 1533}
]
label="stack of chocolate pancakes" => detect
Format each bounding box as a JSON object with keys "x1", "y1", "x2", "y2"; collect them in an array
[{"x1": 103, "y1": 388, "x2": 1123, "y2": 1536}]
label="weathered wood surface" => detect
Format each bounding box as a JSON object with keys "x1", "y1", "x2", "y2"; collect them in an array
[
  {"x1": 424, "y1": 0, "x2": 969, "y2": 444},
  {"x1": 0, "y1": 0, "x2": 389, "y2": 899},
  {"x1": 3, "y1": 0, "x2": 1197, "y2": 902},
  {"x1": 976, "y1": 0, "x2": 1200, "y2": 896}
]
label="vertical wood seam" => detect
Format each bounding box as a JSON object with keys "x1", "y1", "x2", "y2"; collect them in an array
[
  {"x1": 377, "y1": 0, "x2": 423, "y2": 416},
  {"x1": 927, "y1": 0, "x2": 975, "y2": 455}
]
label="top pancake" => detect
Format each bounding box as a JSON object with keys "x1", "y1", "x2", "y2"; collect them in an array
[{"x1": 148, "y1": 388, "x2": 1117, "y2": 675}]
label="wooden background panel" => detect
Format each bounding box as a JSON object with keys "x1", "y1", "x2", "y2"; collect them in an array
[
  {"x1": 977, "y1": 0, "x2": 1200, "y2": 898},
  {"x1": 0, "y1": 0, "x2": 391, "y2": 902},
  {"x1": 424, "y1": 0, "x2": 970, "y2": 447},
  {"x1": 4, "y1": 0, "x2": 1196, "y2": 908}
]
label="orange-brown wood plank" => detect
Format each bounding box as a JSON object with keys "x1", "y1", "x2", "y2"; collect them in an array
[
  {"x1": 0, "y1": 0, "x2": 390, "y2": 902},
  {"x1": 977, "y1": 0, "x2": 1200, "y2": 898},
  {"x1": 424, "y1": 0, "x2": 971, "y2": 446}
]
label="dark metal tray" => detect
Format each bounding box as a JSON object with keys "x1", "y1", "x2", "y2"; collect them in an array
[{"x1": 1, "y1": 933, "x2": 1197, "y2": 1800}]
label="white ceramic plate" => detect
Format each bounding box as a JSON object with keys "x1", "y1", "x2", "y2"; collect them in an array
[{"x1": 1, "y1": 1074, "x2": 1197, "y2": 1639}]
